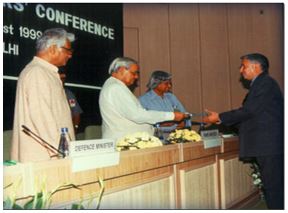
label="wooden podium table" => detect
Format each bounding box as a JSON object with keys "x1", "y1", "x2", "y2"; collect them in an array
[{"x1": 4, "y1": 137, "x2": 259, "y2": 209}]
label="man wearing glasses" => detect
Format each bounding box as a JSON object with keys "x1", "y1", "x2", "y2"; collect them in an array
[
  {"x1": 203, "y1": 53, "x2": 284, "y2": 209},
  {"x1": 11, "y1": 28, "x2": 76, "y2": 162},
  {"x1": 99, "y1": 57, "x2": 188, "y2": 141}
]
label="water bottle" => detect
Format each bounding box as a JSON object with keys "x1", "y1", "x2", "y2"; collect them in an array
[{"x1": 58, "y1": 127, "x2": 70, "y2": 158}]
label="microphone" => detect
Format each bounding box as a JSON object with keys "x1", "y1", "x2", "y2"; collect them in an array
[{"x1": 21, "y1": 125, "x2": 64, "y2": 157}]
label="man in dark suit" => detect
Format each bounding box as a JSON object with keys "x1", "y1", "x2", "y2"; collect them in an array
[{"x1": 203, "y1": 53, "x2": 284, "y2": 209}]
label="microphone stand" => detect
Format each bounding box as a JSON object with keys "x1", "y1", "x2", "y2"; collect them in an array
[{"x1": 22, "y1": 125, "x2": 64, "y2": 157}]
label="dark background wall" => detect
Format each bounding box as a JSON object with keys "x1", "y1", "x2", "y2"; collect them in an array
[{"x1": 3, "y1": 3, "x2": 123, "y2": 131}]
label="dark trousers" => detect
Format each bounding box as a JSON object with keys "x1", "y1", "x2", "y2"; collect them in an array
[{"x1": 256, "y1": 154, "x2": 284, "y2": 209}]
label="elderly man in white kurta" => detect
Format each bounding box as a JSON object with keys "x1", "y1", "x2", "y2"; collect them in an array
[
  {"x1": 11, "y1": 28, "x2": 75, "y2": 162},
  {"x1": 99, "y1": 57, "x2": 188, "y2": 141}
]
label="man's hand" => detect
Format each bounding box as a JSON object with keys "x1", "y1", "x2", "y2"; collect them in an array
[
  {"x1": 160, "y1": 122, "x2": 176, "y2": 127},
  {"x1": 176, "y1": 121, "x2": 186, "y2": 129},
  {"x1": 173, "y1": 112, "x2": 189, "y2": 121},
  {"x1": 203, "y1": 109, "x2": 220, "y2": 124}
]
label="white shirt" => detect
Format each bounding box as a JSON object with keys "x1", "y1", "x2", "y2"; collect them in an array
[
  {"x1": 99, "y1": 77, "x2": 174, "y2": 141},
  {"x1": 11, "y1": 57, "x2": 75, "y2": 162}
]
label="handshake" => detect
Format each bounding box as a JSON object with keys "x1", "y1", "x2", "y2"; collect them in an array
[
  {"x1": 173, "y1": 112, "x2": 190, "y2": 121},
  {"x1": 173, "y1": 110, "x2": 220, "y2": 123}
]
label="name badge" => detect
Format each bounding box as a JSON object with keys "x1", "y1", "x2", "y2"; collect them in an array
[
  {"x1": 69, "y1": 139, "x2": 115, "y2": 157},
  {"x1": 201, "y1": 129, "x2": 222, "y2": 149}
]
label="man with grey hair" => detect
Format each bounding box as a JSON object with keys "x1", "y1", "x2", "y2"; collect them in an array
[
  {"x1": 11, "y1": 28, "x2": 76, "y2": 162},
  {"x1": 139, "y1": 70, "x2": 191, "y2": 135},
  {"x1": 99, "y1": 57, "x2": 188, "y2": 141},
  {"x1": 204, "y1": 53, "x2": 284, "y2": 209}
]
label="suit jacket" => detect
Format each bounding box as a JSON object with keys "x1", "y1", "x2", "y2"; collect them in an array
[{"x1": 220, "y1": 72, "x2": 284, "y2": 158}]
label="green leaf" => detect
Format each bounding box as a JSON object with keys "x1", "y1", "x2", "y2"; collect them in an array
[
  {"x1": 23, "y1": 192, "x2": 44, "y2": 209},
  {"x1": 24, "y1": 198, "x2": 44, "y2": 209},
  {"x1": 3, "y1": 199, "x2": 12, "y2": 209},
  {"x1": 4, "y1": 197, "x2": 22, "y2": 209},
  {"x1": 12, "y1": 203, "x2": 23, "y2": 209},
  {"x1": 35, "y1": 198, "x2": 44, "y2": 209},
  {"x1": 71, "y1": 203, "x2": 78, "y2": 209},
  {"x1": 71, "y1": 203, "x2": 85, "y2": 209},
  {"x1": 23, "y1": 198, "x2": 34, "y2": 209},
  {"x1": 34, "y1": 192, "x2": 44, "y2": 209}
]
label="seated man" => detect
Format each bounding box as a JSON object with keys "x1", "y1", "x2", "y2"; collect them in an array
[{"x1": 139, "y1": 70, "x2": 191, "y2": 134}]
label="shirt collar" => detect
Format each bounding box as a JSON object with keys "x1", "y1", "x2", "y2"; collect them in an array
[
  {"x1": 250, "y1": 72, "x2": 264, "y2": 87},
  {"x1": 150, "y1": 90, "x2": 160, "y2": 98},
  {"x1": 250, "y1": 76, "x2": 257, "y2": 86},
  {"x1": 33, "y1": 56, "x2": 59, "y2": 73},
  {"x1": 110, "y1": 76, "x2": 132, "y2": 89}
]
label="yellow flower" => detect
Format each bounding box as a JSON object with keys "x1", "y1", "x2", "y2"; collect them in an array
[
  {"x1": 167, "y1": 129, "x2": 202, "y2": 143},
  {"x1": 116, "y1": 132, "x2": 163, "y2": 151}
]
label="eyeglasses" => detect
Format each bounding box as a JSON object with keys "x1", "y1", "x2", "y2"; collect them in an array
[
  {"x1": 125, "y1": 69, "x2": 140, "y2": 76},
  {"x1": 61, "y1": 47, "x2": 74, "y2": 53},
  {"x1": 129, "y1": 70, "x2": 140, "y2": 75}
]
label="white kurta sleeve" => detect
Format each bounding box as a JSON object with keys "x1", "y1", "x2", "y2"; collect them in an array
[{"x1": 110, "y1": 83, "x2": 174, "y2": 124}]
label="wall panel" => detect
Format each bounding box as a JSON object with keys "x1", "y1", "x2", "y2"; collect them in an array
[
  {"x1": 227, "y1": 3, "x2": 284, "y2": 109},
  {"x1": 100, "y1": 175, "x2": 175, "y2": 209},
  {"x1": 199, "y1": 4, "x2": 231, "y2": 112},
  {"x1": 249, "y1": 4, "x2": 284, "y2": 90},
  {"x1": 123, "y1": 27, "x2": 141, "y2": 96},
  {"x1": 123, "y1": 3, "x2": 284, "y2": 114},
  {"x1": 169, "y1": 4, "x2": 202, "y2": 115},
  {"x1": 124, "y1": 4, "x2": 171, "y2": 94},
  {"x1": 227, "y1": 4, "x2": 253, "y2": 109},
  {"x1": 124, "y1": 28, "x2": 139, "y2": 61}
]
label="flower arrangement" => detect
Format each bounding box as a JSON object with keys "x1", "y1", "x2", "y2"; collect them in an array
[
  {"x1": 116, "y1": 132, "x2": 163, "y2": 151},
  {"x1": 250, "y1": 162, "x2": 265, "y2": 200},
  {"x1": 167, "y1": 129, "x2": 202, "y2": 143}
]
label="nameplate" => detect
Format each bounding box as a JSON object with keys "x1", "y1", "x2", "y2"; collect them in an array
[
  {"x1": 69, "y1": 139, "x2": 115, "y2": 157},
  {"x1": 201, "y1": 130, "x2": 222, "y2": 149},
  {"x1": 72, "y1": 151, "x2": 120, "y2": 172}
]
